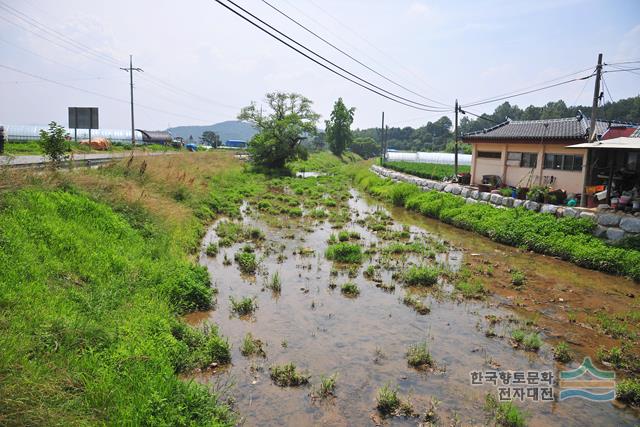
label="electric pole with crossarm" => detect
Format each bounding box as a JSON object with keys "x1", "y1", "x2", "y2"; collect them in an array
[{"x1": 120, "y1": 55, "x2": 143, "y2": 147}]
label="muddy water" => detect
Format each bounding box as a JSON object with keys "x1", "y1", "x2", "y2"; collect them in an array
[{"x1": 187, "y1": 188, "x2": 639, "y2": 426}]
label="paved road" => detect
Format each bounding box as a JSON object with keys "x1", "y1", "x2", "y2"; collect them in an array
[{"x1": 0, "y1": 151, "x2": 177, "y2": 167}]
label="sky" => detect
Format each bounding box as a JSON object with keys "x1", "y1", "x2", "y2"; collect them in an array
[{"x1": 1, "y1": 0, "x2": 639, "y2": 131}]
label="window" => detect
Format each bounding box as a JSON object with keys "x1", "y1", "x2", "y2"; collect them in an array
[
  {"x1": 478, "y1": 151, "x2": 501, "y2": 159},
  {"x1": 543, "y1": 154, "x2": 583, "y2": 171},
  {"x1": 507, "y1": 152, "x2": 537, "y2": 168},
  {"x1": 521, "y1": 153, "x2": 537, "y2": 168}
]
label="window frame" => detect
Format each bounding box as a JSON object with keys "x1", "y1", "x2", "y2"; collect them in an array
[{"x1": 477, "y1": 151, "x2": 502, "y2": 159}]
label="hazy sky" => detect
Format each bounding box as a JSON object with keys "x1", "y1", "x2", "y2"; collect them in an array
[{"x1": 1, "y1": 0, "x2": 639, "y2": 131}]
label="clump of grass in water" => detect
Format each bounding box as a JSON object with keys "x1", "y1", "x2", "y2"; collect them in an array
[
  {"x1": 314, "y1": 373, "x2": 338, "y2": 398},
  {"x1": 234, "y1": 250, "x2": 257, "y2": 274},
  {"x1": 269, "y1": 363, "x2": 310, "y2": 387},
  {"x1": 511, "y1": 329, "x2": 541, "y2": 351},
  {"x1": 229, "y1": 296, "x2": 257, "y2": 316},
  {"x1": 240, "y1": 332, "x2": 266, "y2": 357},
  {"x1": 511, "y1": 269, "x2": 527, "y2": 287},
  {"x1": 403, "y1": 265, "x2": 439, "y2": 286},
  {"x1": 553, "y1": 342, "x2": 572, "y2": 363},
  {"x1": 340, "y1": 282, "x2": 360, "y2": 297},
  {"x1": 376, "y1": 384, "x2": 400, "y2": 415},
  {"x1": 406, "y1": 341, "x2": 433, "y2": 369},
  {"x1": 484, "y1": 393, "x2": 527, "y2": 427},
  {"x1": 617, "y1": 378, "x2": 640, "y2": 406},
  {"x1": 205, "y1": 242, "x2": 218, "y2": 257},
  {"x1": 325, "y1": 242, "x2": 363, "y2": 264},
  {"x1": 402, "y1": 294, "x2": 430, "y2": 314},
  {"x1": 455, "y1": 279, "x2": 487, "y2": 299},
  {"x1": 267, "y1": 271, "x2": 281, "y2": 293}
]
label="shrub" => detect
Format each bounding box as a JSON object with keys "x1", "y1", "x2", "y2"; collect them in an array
[
  {"x1": 406, "y1": 342, "x2": 433, "y2": 368},
  {"x1": 403, "y1": 266, "x2": 439, "y2": 286},
  {"x1": 269, "y1": 363, "x2": 310, "y2": 387},
  {"x1": 325, "y1": 242, "x2": 363, "y2": 263},
  {"x1": 38, "y1": 121, "x2": 70, "y2": 166},
  {"x1": 376, "y1": 384, "x2": 400, "y2": 415}
]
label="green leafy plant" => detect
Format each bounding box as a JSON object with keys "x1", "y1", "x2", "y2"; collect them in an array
[
  {"x1": 38, "y1": 121, "x2": 70, "y2": 167},
  {"x1": 511, "y1": 270, "x2": 527, "y2": 287},
  {"x1": 240, "y1": 332, "x2": 266, "y2": 357},
  {"x1": 205, "y1": 242, "x2": 218, "y2": 257},
  {"x1": 616, "y1": 378, "x2": 640, "y2": 406}
]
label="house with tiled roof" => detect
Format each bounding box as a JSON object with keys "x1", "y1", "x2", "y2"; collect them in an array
[{"x1": 462, "y1": 114, "x2": 637, "y2": 196}]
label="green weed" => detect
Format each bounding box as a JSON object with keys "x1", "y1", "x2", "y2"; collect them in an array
[
  {"x1": 229, "y1": 296, "x2": 257, "y2": 316},
  {"x1": 406, "y1": 342, "x2": 433, "y2": 368},
  {"x1": 325, "y1": 242, "x2": 363, "y2": 264},
  {"x1": 269, "y1": 363, "x2": 310, "y2": 387}
]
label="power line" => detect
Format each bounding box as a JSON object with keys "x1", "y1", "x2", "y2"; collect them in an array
[
  {"x1": 461, "y1": 73, "x2": 595, "y2": 108},
  {"x1": 0, "y1": 63, "x2": 213, "y2": 124},
  {"x1": 460, "y1": 109, "x2": 502, "y2": 125},
  {"x1": 261, "y1": 0, "x2": 448, "y2": 107},
  {"x1": 604, "y1": 65, "x2": 640, "y2": 76},
  {"x1": 0, "y1": 2, "x2": 122, "y2": 68},
  {"x1": 462, "y1": 66, "x2": 595, "y2": 107},
  {"x1": 220, "y1": 0, "x2": 448, "y2": 111},
  {"x1": 212, "y1": 0, "x2": 449, "y2": 112},
  {"x1": 303, "y1": 0, "x2": 447, "y2": 100}
]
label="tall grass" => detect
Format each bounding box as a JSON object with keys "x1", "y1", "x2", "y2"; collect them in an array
[{"x1": 0, "y1": 152, "x2": 252, "y2": 425}]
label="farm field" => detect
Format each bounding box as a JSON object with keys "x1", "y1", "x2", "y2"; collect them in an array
[{"x1": 384, "y1": 161, "x2": 471, "y2": 181}]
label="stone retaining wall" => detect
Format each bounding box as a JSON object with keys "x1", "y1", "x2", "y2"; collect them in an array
[{"x1": 371, "y1": 165, "x2": 640, "y2": 243}]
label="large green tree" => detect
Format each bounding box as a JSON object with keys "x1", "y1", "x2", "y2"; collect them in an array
[
  {"x1": 200, "y1": 130, "x2": 221, "y2": 148},
  {"x1": 238, "y1": 92, "x2": 320, "y2": 169},
  {"x1": 325, "y1": 98, "x2": 355, "y2": 156}
]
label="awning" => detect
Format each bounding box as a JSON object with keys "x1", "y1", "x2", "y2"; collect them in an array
[{"x1": 566, "y1": 137, "x2": 640, "y2": 149}]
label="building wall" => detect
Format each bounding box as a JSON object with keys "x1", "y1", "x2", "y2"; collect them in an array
[{"x1": 469, "y1": 140, "x2": 587, "y2": 194}]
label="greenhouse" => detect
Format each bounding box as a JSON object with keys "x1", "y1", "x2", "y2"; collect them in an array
[
  {"x1": 3, "y1": 124, "x2": 146, "y2": 144},
  {"x1": 386, "y1": 151, "x2": 472, "y2": 165}
]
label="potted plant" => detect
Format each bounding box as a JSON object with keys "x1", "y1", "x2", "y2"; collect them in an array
[
  {"x1": 516, "y1": 187, "x2": 529, "y2": 200},
  {"x1": 526, "y1": 186, "x2": 548, "y2": 203}
]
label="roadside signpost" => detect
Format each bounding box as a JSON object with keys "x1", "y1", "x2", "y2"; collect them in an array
[{"x1": 68, "y1": 107, "x2": 99, "y2": 143}]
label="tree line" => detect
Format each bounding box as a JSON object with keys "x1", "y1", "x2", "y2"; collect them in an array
[{"x1": 238, "y1": 93, "x2": 640, "y2": 169}]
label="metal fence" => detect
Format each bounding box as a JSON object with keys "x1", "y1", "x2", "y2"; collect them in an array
[{"x1": 2, "y1": 124, "x2": 144, "y2": 144}]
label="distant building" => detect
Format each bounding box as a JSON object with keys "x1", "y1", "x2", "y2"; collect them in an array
[{"x1": 223, "y1": 139, "x2": 247, "y2": 149}]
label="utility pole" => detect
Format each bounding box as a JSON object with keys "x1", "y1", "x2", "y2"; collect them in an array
[
  {"x1": 120, "y1": 55, "x2": 143, "y2": 147},
  {"x1": 454, "y1": 99, "x2": 459, "y2": 177},
  {"x1": 580, "y1": 53, "x2": 603, "y2": 207},
  {"x1": 380, "y1": 111, "x2": 385, "y2": 166}
]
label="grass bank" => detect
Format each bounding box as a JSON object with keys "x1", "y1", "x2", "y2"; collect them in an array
[
  {"x1": 3, "y1": 140, "x2": 180, "y2": 156},
  {"x1": 347, "y1": 163, "x2": 640, "y2": 281},
  {"x1": 0, "y1": 151, "x2": 263, "y2": 425},
  {"x1": 384, "y1": 161, "x2": 470, "y2": 181}
]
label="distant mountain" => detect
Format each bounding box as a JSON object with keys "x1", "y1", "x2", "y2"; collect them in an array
[{"x1": 167, "y1": 120, "x2": 257, "y2": 142}]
